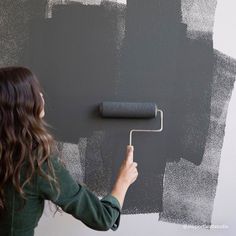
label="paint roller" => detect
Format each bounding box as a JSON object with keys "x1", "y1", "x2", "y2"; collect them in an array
[{"x1": 99, "y1": 102, "x2": 163, "y2": 146}]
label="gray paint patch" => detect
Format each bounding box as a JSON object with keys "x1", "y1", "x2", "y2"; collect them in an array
[
  {"x1": 160, "y1": 50, "x2": 236, "y2": 225},
  {"x1": 160, "y1": 159, "x2": 217, "y2": 226}
]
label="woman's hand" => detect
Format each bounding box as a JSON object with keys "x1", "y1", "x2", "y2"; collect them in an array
[
  {"x1": 111, "y1": 145, "x2": 138, "y2": 208},
  {"x1": 115, "y1": 145, "x2": 138, "y2": 188}
]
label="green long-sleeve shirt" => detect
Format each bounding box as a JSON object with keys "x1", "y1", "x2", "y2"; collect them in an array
[{"x1": 0, "y1": 157, "x2": 121, "y2": 236}]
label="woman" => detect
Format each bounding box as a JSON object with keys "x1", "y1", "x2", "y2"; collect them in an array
[{"x1": 0, "y1": 67, "x2": 138, "y2": 236}]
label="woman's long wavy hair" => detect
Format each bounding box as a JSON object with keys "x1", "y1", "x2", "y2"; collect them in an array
[{"x1": 0, "y1": 66, "x2": 58, "y2": 209}]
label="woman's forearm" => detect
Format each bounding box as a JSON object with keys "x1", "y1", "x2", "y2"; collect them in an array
[{"x1": 111, "y1": 180, "x2": 129, "y2": 208}]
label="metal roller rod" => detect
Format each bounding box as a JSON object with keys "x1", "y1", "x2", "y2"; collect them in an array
[{"x1": 129, "y1": 109, "x2": 164, "y2": 146}]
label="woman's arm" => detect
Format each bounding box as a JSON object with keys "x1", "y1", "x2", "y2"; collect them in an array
[{"x1": 37, "y1": 145, "x2": 138, "y2": 231}]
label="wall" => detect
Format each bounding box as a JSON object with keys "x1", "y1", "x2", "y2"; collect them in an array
[
  {"x1": 35, "y1": 0, "x2": 236, "y2": 235},
  {"x1": 0, "y1": 0, "x2": 235, "y2": 235}
]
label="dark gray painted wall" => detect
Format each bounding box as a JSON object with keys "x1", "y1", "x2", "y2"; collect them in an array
[{"x1": 24, "y1": 0, "x2": 213, "y2": 215}]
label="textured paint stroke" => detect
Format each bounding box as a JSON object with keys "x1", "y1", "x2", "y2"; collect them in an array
[
  {"x1": 181, "y1": 0, "x2": 217, "y2": 39},
  {"x1": 159, "y1": 0, "x2": 236, "y2": 226},
  {"x1": 0, "y1": 0, "x2": 45, "y2": 66},
  {"x1": 56, "y1": 138, "x2": 87, "y2": 183},
  {"x1": 85, "y1": 131, "x2": 112, "y2": 197},
  {"x1": 160, "y1": 51, "x2": 236, "y2": 225}
]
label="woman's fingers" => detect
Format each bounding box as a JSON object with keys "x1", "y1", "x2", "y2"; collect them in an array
[{"x1": 126, "y1": 145, "x2": 134, "y2": 164}]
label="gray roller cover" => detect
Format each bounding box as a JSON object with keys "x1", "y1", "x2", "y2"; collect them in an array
[{"x1": 99, "y1": 102, "x2": 158, "y2": 118}]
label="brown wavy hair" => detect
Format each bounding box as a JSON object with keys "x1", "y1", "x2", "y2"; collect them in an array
[{"x1": 0, "y1": 66, "x2": 58, "y2": 209}]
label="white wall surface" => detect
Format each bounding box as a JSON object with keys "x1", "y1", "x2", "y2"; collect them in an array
[{"x1": 35, "y1": 0, "x2": 236, "y2": 235}]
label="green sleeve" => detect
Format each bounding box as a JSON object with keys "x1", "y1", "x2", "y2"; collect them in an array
[{"x1": 37, "y1": 157, "x2": 121, "y2": 231}]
